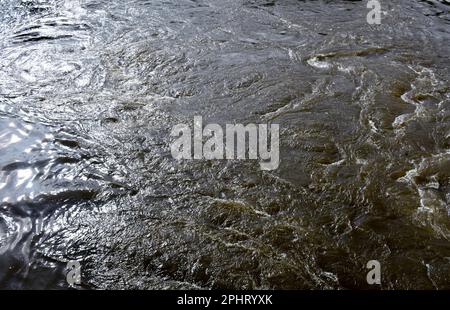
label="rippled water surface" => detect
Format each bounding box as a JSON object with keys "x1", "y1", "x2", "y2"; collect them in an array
[{"x1": 0, "y1": 0, "x2": 449, "y2": 289}]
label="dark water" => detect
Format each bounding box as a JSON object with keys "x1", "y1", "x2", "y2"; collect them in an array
[{"x1": 0, "y1": 0, "x2": 449, "y2": 289}]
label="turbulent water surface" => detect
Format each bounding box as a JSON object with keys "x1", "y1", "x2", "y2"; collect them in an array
[{"x1": 0, "y1": 0, "x2": 449, "y2": 289}]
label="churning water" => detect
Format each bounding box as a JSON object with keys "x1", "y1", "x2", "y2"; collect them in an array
[{"x1": 0, "y1": 0, "x2": 449, "y2": 289}]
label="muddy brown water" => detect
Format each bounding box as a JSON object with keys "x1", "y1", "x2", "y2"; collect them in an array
[{"x1": 0, "y1": 0, "x2": 449, "y2": 289}]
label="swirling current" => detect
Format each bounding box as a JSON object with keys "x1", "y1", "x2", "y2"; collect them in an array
[{"x1": 0, "y1": 0, "x2": 449, "y2": 289}]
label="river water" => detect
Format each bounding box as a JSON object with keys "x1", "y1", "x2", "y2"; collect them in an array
[{"x1": 0, "y1": 0, "x2": 449, "y2": 289}]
